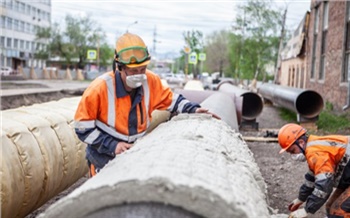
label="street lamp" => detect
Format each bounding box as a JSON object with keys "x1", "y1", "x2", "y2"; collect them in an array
[{"x1": 126, "y1": 21, "x2": 138, "y2": 33}]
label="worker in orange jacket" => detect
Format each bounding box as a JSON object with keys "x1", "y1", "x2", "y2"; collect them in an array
[
  {"x1": 278, "y1": 123, "x2": 350, "y2": 218},
  {"x1": 74, "y1": 32, "x2": 219, "y2": 177}
]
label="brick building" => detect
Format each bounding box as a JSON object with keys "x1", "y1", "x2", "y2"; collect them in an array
[
  {"x1": 306, "y1": 0, "x2": 350, "y2": 111},
  {"x1": 279, "y1": 12, "x2": 310, "y2": 89}
]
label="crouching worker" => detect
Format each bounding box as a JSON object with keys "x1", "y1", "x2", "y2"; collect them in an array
[
  {"x1": 277, "y1": 123, "x2": 350, "y2": 218},
  {"x1": 74, "y1": 32, "x2": 219, "y2": 177}
]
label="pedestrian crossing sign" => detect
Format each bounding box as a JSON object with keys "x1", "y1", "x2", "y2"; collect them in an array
[{"x1": 87, "y1": 50, "x2": 97, "y2": 60}]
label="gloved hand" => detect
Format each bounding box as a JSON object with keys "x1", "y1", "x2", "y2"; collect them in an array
[
  {"x1": 288, "y1": 208, "x2": 308, "y2": 218},
  {"x1": 288, "y1": 198, "x2": 304, "y2": 211}
]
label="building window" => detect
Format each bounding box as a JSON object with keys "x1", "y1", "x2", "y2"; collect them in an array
[
  {"x1": 19, "y1": 2, "x2": 25, "y2": 13},
  {"x1": 6, "y1": 38, "x2": 12, "y2": 48},
  {"x1": 26, "y1": 5, "x2": 31, "y2": 15},
  {"x1": 13, "y1": 19, "x2": 18, "y2": 31},
  {"x1": 20, "y1": 21, "x2": 25, "y2": 32},
  {"x1": 319, "y1": 2, "x2": 328, "y2": 80},
  {"x1": 26, "y1": 41, "x2": 30, "y2": 50},
  {"x1": 1, "y1": 36, "x2": 5, "y2": 47},
  {"x1": 14, "y1": 39, "x2": 18, "y2": 49},
  {"x1": 7, "y1": 17, "x2": 12, "y2": 30},
  {"x1": 26, "y1": 22, "x2": 30, "y2": 33},
  {"x1": 20, "y1": 40, "x2": 24, "y2": 49},
  {"x1": 343, "y1": 1, "x2": 350, "y2": 82},
  {"x1": 311, "y1": 7, "x2": 319, "y2": 79},
  {"x1": 1, "y1": 16, "x2": 5, "y2": 28}
]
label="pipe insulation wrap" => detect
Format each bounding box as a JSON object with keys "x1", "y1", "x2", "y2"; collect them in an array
[
  {"x1": 39, "y1": 114, "x2": 269, "y2": 218},
  {"x1": 1, "y1": 97, "x2": 88, "y2": 218}
]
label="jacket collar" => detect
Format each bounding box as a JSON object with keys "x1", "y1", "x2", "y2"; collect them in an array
[{"x1": 115, "y1": 71, "x2": 143, "y2": 98}]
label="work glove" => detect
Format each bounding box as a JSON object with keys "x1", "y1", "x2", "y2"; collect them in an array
[
  {"x1": 288, "y1": 208, "x2": 308, "y2": 218},
  {"x1": 288, "y1": 198, "x2": 304, "y2": 211}
]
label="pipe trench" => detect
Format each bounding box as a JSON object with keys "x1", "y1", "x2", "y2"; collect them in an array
[
  {"x1": 2, "y1": 93, "x2": 268, "y2": 218},
  {"x1": 258, "y1": 83, "x2": 324, "y2": 119}
]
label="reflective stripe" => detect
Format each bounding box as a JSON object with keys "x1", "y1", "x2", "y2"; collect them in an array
[
  {"x1": 178, "y1": 99, "x2": 190, "y2": 112},
  {"x1": 85, "y1": 129, "x2": 101, "y2": 144},
  {"x1": 304, "y1": 180, "x2": 315, "y2": 188},
  {"x1": 142, "y1": 79, "x2": 150, "y2": 128},
  {"x1": 100, "y1": 74, "x2": 116, "y2": 127},
  {"x1": 168, "y1": 93, "x2": 179, "y2": 111},
  {"x1": 312, "y1": 188, "x2": 328, "y2": 199},
  {"x1": 307, "y1": 170, "x2": 315, "y2": 176},
  {"x1": 74, "y1": 120, "x2": 95, "y2": 129},
  {"x1": 97, "y1": 73, "x2": 150, "y2": 142},
  {"x1": 96, "y1": 120, "x2": 145, "y2": 143},
  {"x1": 307, "y1": 140, "x2": 347, "y2": 148},
  {"x1": 315, "y1": 172, "x2": 333, "y2": 181}
]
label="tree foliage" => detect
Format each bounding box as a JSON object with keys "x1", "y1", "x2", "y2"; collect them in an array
[
  {"x1": 231, "y1": 0, "x2": 282, "y2": 81},
  {"x1": 205, "y1": 30, "x2": 230, "y2": 77},
  {"x1": 181, "y1": 30, "x2": 204, "y2": 78},
  {"x1": 35, "y1": 14, "x2": 113, "y2": 69}
]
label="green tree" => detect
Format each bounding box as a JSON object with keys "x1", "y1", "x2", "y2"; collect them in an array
[
  {"x1": 182, "y1": 30, "x2": 204, "y2": 78},
  {"x1": 205, "y1": 30, "x2": 230, "y2": 78},
  {"x1": 231, "y1": 0, "x2": 282, "y2": 81},
  {"x1": 35, "y1": 14, "x2": 112, "y2": 70},
  {"x1": 99, "y1": 43, "x2": 114, "y2": 69}
]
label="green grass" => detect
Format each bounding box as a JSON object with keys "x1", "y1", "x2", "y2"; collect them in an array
[{"x1": 278, "y1": 103, "x2": 350, "y2": 134}]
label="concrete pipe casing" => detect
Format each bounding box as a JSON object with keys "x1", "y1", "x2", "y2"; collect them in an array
[{"x1": 38, "y1": 114, "x2": 269, "y2": 218}]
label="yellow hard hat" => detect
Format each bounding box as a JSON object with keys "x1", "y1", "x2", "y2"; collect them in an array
[{"x1": 115, "y1": 33, "x2": 151, "y2": 68}]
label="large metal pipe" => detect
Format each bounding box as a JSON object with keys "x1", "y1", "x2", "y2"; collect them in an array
[
  {"x1": 174, "y1": 89, "x2": 242, "y2": 125},
  {"x1": 217, "y1": 81, "x2": 263, "y2": 121},
  {"x1": 258, "y1": 83, "x2": 324, "y2": 119},
  {"x1": 200, "y1": 92, "x2": 239, "y2": 131}
]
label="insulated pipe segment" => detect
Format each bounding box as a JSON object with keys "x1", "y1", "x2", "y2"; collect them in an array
[
  {"x1": 217, "y1": 81, "x2": 263, "y2": 121},
  {"x1": 200, "y1": 92, "x2": 239, "y2": 131},
  {"x1": 174, "y1": 89, "x2": 243, "y2": 124},
  {"x1": 1, "y1": 97, "x2": 88, "y2": 218},
  {"x1": 38, "y1": 114, "x2": 269, "y2": 218},
  {"x1": 258, "y1": 83, "x2": 324, "y2": 118}
]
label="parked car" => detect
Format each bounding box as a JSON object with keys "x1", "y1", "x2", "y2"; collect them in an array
[{"x1": 0, "y1": 67, "x2": 16, "y2": 76}]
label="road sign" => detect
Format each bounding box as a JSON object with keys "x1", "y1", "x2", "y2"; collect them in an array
[
  {"x1": 198, "y1": 53, "x2": 206, "y2": 61},
  {"x1": 188, "y1": 52, "x2": 197, "y2": 64},
  {"x1": 183, "y1": 46, "x2": 191, "y2": 54},
  {"x1": 87, "y1": 50, "x2": 97, "y2": 60}
]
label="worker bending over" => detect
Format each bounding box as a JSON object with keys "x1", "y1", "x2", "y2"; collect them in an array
[{"x1": 278, "y1": 123, "x2": 350, "y2": 218}]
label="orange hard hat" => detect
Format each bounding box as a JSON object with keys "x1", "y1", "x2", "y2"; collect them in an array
[
  {"x1": 278, "y1": 123, "x2": 307, "y2": 154},
  {"x1": 115, "y1": 33, "x2": 151, "y2": 68}
]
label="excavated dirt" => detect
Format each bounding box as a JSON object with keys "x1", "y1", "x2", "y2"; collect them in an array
[{"x1": 2, "y1": 86, "x2": 348, "y2": 218}]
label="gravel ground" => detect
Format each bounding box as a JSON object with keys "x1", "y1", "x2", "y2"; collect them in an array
[{"x1": 2, "y1": 87, "x2": 348, "y2": 218}]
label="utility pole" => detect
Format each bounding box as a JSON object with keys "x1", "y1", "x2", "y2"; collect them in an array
[
  {"x1": 274, "y1": 8, "x2": 287, "y2": 84},
  {"x1": 97, "y1": 35, "x2": 100, "y2": 71},
  {"x1": 152, "y1": 26, "x2": 157, "y2": 58}
]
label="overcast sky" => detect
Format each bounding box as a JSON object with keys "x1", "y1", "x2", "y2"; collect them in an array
[{"x1": 51, "y1": 0, "x2": 311, "y2": 57}]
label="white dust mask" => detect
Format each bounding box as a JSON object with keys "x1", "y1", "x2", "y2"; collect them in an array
[
  {"x1": 126, "y1": 74, "x2": 147, "y2": 88},
  {"x1": 291, "y1": 153, "x2": 306, "y2": 162}
]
